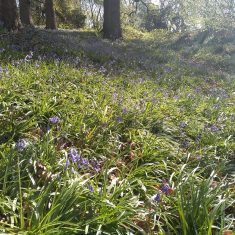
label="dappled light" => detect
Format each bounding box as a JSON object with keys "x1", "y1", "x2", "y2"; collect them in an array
[{"x1": 0, "y1": 0, "x2": 235, "y2": 234}]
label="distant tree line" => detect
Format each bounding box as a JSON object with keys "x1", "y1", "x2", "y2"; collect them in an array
[{"x1": 0, "y1": 0, "x2": 235, "y2": 39}]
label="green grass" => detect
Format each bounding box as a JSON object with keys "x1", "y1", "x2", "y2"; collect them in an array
[{"x1": 0, "y1": 27, "x2": 234, "y2": 234}]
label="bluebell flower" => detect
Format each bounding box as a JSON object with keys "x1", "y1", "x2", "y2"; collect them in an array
[
  {"x1": 68, "y1": 148, "x2": 81, "y2": 162},
  {"x1": 65, "y1": 159, "x2": 71, "y2": 169},
  {"x1": 210, "y1": 125, "x2": 219, "y2": 132},
  {"x1": 81, "y1": 158, "x2": 89, "y2": 165},
  {"x1": 87, "y1": 183, "x2": 94, "y2": 193},
  {"x1": 153, "y1": 193, "x2": 161, "y2": 202},
  {"x1": 49, "y1": 116, "x2": 60, "y2": 124},
  {"x1": 160, "y1": 182, "x2": 171, "y2": 195},
  {"x1": 0, "y1": 48, "x2": 5, "y2": 53},
  {"x1": 112, "y1": 93, "x2": 118, "y2": 101},
  {"x1": 94, "y1": 165, "x2": 100, "y2": 172},
  {"x1": 25, "y1": 51, "x2": 33, "y2": 61},
  {"x1": 122, "y1": 108, "x2": 128, "y2": 113},
  {"x1": 116, "y1": 116, "x2": 123, "y2": 123},
  {"x1": 35, "y1": 62, "x2": 40, "y2": 69},
  {"x1": 15, "y1": 139, "x2": 29, "y2": 152},
  {"x1": 179, "y1": 122, "x2": 187, "y2": 128}
]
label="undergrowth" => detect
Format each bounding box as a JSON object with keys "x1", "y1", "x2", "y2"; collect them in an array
[{"x1": 0, "y1": 28, "x2": 234, "y2": 234}]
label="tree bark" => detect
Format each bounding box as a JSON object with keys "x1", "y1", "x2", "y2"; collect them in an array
[
  {"x1": 0, "y1": 0, "x2": 21, "y2": 31},
  {"x1": 0, "y1": 0, "x2": 3, "y2": 25},
  {"x1": 19, "y1": 0, "x2": 33, "y2": 26},
  {"x1": 45, "y1": 0, "x2": 57, "y2": 29},
  {"x1": 103, "y1": 0, "x2": 122, "y2": 40}
]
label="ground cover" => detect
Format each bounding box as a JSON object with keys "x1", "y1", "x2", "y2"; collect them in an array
[{"x1": 0, "y1": 28, "x2": 234, "y2": 234}]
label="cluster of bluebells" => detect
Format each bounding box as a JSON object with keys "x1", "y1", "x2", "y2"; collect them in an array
[
  {"x1": 204, "y1": 123, "x2": 220, "y2": 133},
  {"x1": 65, "y1": 148, "x2": 101, "y2": 173},
  {"x1": 152, "y1": 181, "x2": 173, "y2": 203},
  {"x1": 15, "y1": 139, "x2": 30, "y2": 152}
]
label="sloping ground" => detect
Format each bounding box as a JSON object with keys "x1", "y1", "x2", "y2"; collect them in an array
[
  {"x1": 0, "y1": 28, "x2": 234, "y2": 234},
  {"x1": 4, "y1": 27, "x2": 235, "y2": 75}
]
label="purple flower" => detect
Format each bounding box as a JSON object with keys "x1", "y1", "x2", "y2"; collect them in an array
[
  {"x1": 87, "y1": 183, "x2": 94, "y2": 193},
  {"x1": 116, "y1": 116, "x2": 123, "y2": 123},
  {"x1": 81, "y1": 158, "x2": 89, "y2": 165},
  {"x1": 15, "y1": 139, "x2": 29, "y2": 152},
  {"x1": 122, "y1": 108, "x2": 128, "y2": 113},
  {"x1": 0, "y1": 48, "x2": 5, "y2": 53},
  {"x1": 65, "y1": 159, "x2": 71, "y2": 169},
  {"x1": 160, "y1": 182, "x2": 171, "y2": 195},
  {"x1": 179, "y1": 122, "x2": 187, "y2": 128},
  {"x1": 94, "y1": 164, "x2": 101, "y2": 172},
  {"x1": 91, "y1": 160, "x2": 101, "y2": 172},
  {"x1": 112, "y1": 93, "x2": 118, "y2": 101},
  {"x1": 49, "y1": 116, "x2": 60, "y2": 124},
  {"x1": 35, "y1": 62, "x2": 40, "y2": 69},
  {"x1": 68, "y1": 148, "x2": 81, "y2": 162},
  {"x1": 153, "y1": 193, "x2": 161, "y2": 202},
  {"x1": 25, "y1": 51, "x2": 33, "y2": 61},
  {"x1": 210, "y1": 125, "x2": 219, "y2": 132}
]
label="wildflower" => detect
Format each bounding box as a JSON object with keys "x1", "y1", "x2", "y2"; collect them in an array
[
  {"x1": 87, "y1": 183, "x2": 94, "y2": 193},
  {"x1": 196, "y1": 155, "x2": 202, "y2": 161},
  {"x1": 49, "y1": 116, "x2": 60, "y2": 124},
  {"x1": 112, "y1": 93, "x2": 118, "y2": 101},
  {"x1": 68, "y1": 148, "x2": 81, "y2": 162},
  {"x1": 35, "y1": 62, "x2": 40, "y2": 69},
  {"x1": 179, "y1": 122, "x2": 187, "y2": 128},
  {"x1": 160, "y1": 182, "x2": 173, "y2": 196},
  {"x1": 15, "y1": 139, "x2": 29, "y2": 152},
  {"x1": 122, "y1": 108, "x2": 128, "y2": 113},
  {"x1": 210, "y1": 125, "x2": 219, "y2": 132},
  {"x1": 25, "y1": 51, "x2": 33, "y2": 61},
  {"x1": 65, "y1": 159, "x2": 71, "y2": 169},
  {"x1": 91, "y1": 160, "x2": 101, "y2": 172},
  {"x1": 94, "y1": 164, "x2": 101, "y2": 172},
  {"x1": 0, "y1": 48, "x2": 5, "y2": 53},
  {"x1": 116, "y1": 116, "x2": 123, "y2": 123},
  {"x1": 153, "y1": 193, "x2": 161, "y2": 202},
  {"x1": 81, "y1": 158, "x2": 89, "y2": 165}
]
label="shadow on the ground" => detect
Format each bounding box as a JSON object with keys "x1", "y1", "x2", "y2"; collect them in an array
[{"x1": 1, "y1": 27, "x2": 235, "y2": 75}]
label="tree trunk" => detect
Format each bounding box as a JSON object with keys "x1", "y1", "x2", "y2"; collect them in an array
[
  {"x1": 19, "y1": 0, "x2": 33, "y2": 26},
  {"x1": 0, "y1": 0, "x2": 3, "y2": 25},
  {"x1": 45, "y1": 0, "x2": 57, "y2": 29},
  {"x1": 0, "y1": 0, "x2": 21, "y2": 31},
  {"x1": 103, "y1": 0, "x2": 122, "y2": 40}
]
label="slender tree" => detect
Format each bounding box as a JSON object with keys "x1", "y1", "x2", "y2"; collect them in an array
[
  {"x1": 19, "y1": 0, "x2": 33, "y2": 26},
  {"x1": 45, "y1": 0, "x2": 57, "y2": 29},
  {"x1": 0, "y1": 0, "x2": 3, "y2": 24},
  {"x1": 103, "y1": 0, "x2": 122, "y2": 39},
  {"x1": 0, "y1": 0, "x2": 21, "y2": 31}
]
